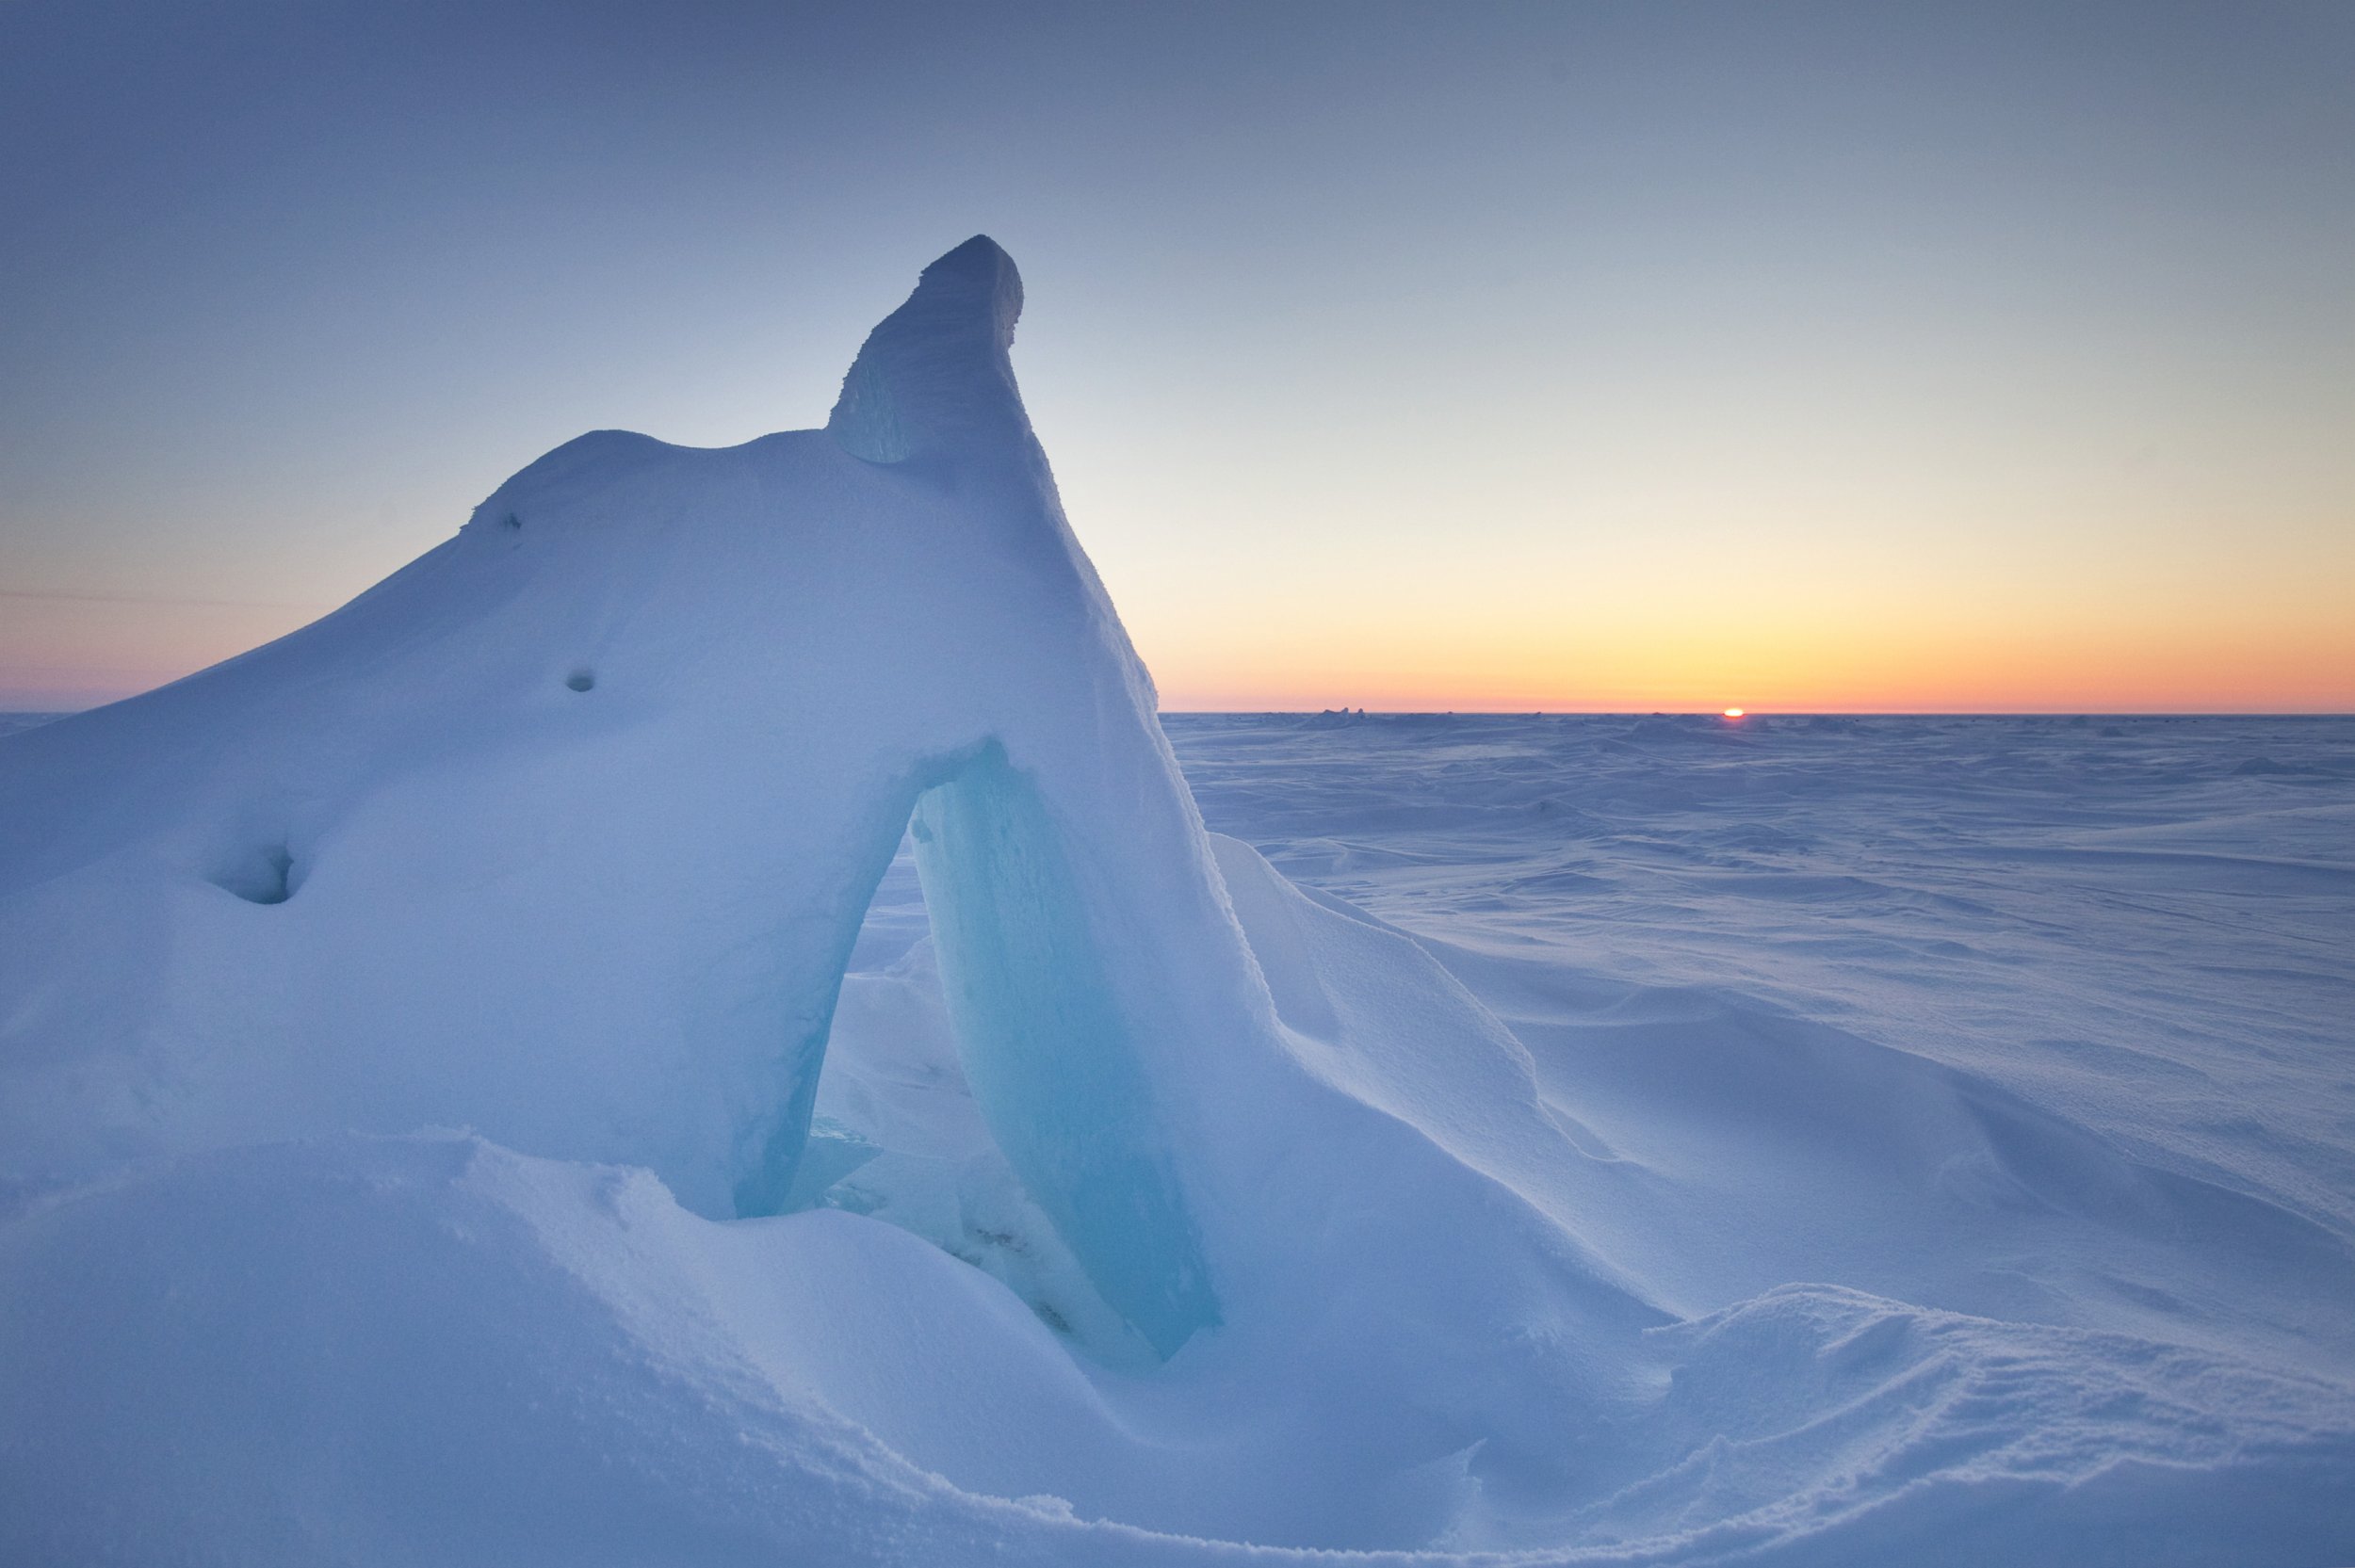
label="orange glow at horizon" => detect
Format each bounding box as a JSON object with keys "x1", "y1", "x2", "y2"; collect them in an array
[
  {"x1": 8, "y1": 545, "x2": 2355, "y2": 719},
  {"x1": 1127, "y1": 601, "x2": 2355, "y2": 716},
  {"x1": 11, "y1": 606, "x2": 2353, "y2": 718},
  {"x1": 1065, "y1": 408, "x2": 2355, "y2": 719}
]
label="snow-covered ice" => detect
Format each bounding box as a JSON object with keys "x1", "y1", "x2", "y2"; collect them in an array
[{"x1": 2, "y1": 242, "x2": 2351, "y2": 1565}]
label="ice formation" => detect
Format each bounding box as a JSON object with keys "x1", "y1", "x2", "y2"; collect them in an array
[{"x1": 2, "y1": 240, "x2": 2351, "y2": 1566}]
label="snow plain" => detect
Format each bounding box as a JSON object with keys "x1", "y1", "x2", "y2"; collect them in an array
[
  {"x1": 11, "y1": 709, "x2": 2346, "y2": 1565},
  {"x1": 823, "y1": 711, "x2": 2355, "y2": 1562},
  {"x1": 1, "y1": 235, "x2": 2350, "y2": 1564}
]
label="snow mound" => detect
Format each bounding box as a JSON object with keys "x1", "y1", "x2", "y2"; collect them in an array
[{"x1": 3, "y1": 242, "x2": 2350, "y2": 1565}]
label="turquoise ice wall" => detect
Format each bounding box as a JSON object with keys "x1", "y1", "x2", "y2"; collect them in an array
[{"x1": 909, "y1": 742, "x2": 1221, "y2": 1358}]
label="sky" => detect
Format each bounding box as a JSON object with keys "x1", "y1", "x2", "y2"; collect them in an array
[{"x1": 2, "y1": 0, "x2": 2350, "y2": 713}]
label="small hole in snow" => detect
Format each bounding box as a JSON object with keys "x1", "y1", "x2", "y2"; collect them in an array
[
  {"x1": 566, "y1": 670, "x2": 595, "y2": 692},
  {"x1": 215, "y1": 845, "x2": 296, "y2": 905},
  {"x1": 501, "y1": 511, "x2": 522, "y2": 531}
]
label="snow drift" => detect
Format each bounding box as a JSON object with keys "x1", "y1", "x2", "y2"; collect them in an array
[{"x1": 2, "y1": 240, "x2": 2350, "y2": 1565}]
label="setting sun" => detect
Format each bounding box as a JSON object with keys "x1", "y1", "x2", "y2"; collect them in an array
[{"x1": 1723, "y1": 707, "x2": 1746, "y2": 719}]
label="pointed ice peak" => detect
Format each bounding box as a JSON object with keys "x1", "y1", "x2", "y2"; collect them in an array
[
  {"x1": 913, "y1": 234, "x2": 1024, "y2": 348},
  {"x1": 827, "y1": 236, "x2": 1030, "y2": 468}
]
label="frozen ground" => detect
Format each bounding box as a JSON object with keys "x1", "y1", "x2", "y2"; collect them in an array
[
  {"x1": 1166, "y1": 711, "x2": 2355, "y2": 1271},
  {"x1": 7, "y1": 708, "x2": 2354, "y2": 1564},
  {"x1": 804, "y1": 709, "x2": 2355, "y2": 1560}
]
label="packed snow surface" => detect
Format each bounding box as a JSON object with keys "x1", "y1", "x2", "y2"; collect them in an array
[{"x1": 3, "y1": 242, "x2": 2352, "y2": 1565}]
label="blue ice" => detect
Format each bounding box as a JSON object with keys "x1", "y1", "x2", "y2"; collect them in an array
[{"x1": 910, "y1": 742, "x2": 1220, "y2": 1358}]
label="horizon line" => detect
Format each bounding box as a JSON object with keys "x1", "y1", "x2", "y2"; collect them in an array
[{"x1": 6, "y1": 703, "x2": 2350, "y2": 722}]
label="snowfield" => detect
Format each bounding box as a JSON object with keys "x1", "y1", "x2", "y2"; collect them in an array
[{"x1": 2, "y1": 241, "x2": 2350, "y2": 1565}]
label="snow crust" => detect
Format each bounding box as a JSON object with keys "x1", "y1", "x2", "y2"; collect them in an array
[{"x1": 3, "y1": 241, "x2": 2352, "y2": 1564}]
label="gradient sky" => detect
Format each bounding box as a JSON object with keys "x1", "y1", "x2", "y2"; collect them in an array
[{"x1": 4, "y1": 0, "x2": 2350, "y2": 712}]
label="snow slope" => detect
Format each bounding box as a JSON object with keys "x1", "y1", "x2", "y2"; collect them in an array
[{"x1": 3, "y1": 245, "x2": 2351, "y2": 1565}]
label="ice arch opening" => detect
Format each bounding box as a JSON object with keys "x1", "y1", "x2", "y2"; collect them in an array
[{"x1": 755, "y1": 742, "x2": 1223, "y2": 1363}]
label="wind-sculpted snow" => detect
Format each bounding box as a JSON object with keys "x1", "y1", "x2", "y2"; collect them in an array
[
  {"x1": 0, "y1": 238, "x2": 1252, "y2": 1349},
  {"x1": 3, "y1": 244, "x2": 2353, "y2": 1565}
]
